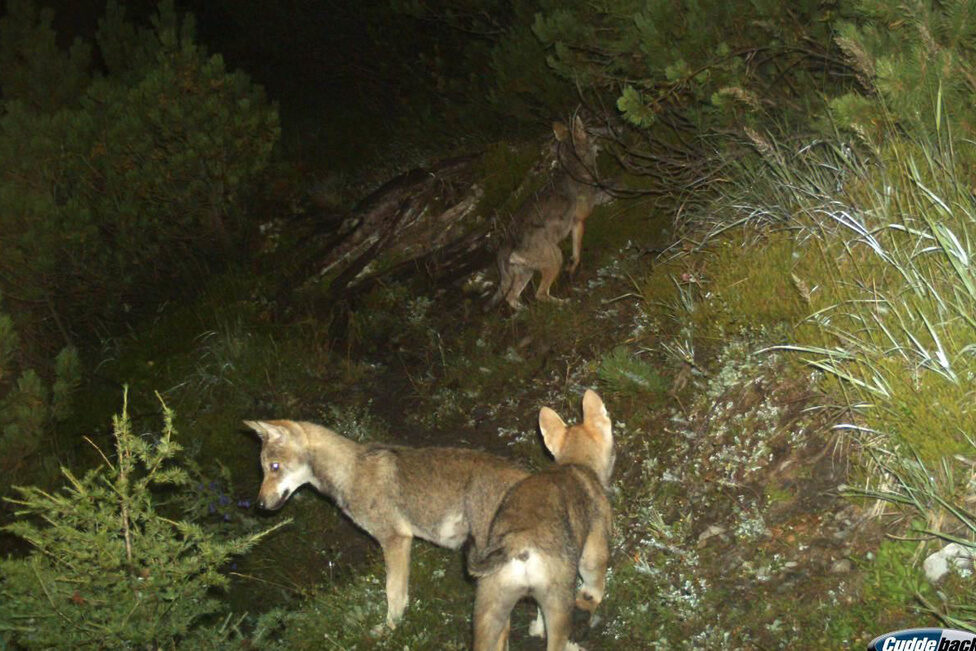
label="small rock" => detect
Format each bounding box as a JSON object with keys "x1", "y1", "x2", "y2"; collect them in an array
[
  {"x1": 830, "y1": 558, "x2": 852, "y2": 574},
  {"x1": 697, "y1": 524, "x2": 727, "y2": 547},
  {"x1": 923, "y1": 542, "x2": 974, "y2": 583}
]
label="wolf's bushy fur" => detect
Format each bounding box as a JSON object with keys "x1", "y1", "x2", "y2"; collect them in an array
[
  {"x1": 244, "y1": 419, "x2": 528, "y2": 629},
  {"x1": 488, "y1": 116, "x2": 600, "y2": 310},
  {"x1": 469, "y1": 390, "x2": 615, "y2": 651}
]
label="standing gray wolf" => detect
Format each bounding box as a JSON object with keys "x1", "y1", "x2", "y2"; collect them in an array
[
  {"x1": 488, "y1": 116, "x2": 600, "y2": 310},
  {"x1": 468, "y1": 390, "x2": 615, "y2": 651},
  {"x1": 243, "y1": 419, "x2": 528, "y2": 630}
]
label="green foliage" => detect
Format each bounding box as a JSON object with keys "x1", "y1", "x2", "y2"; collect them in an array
[
  {"x1": 764, "y1": 139, "x2": 976, "y2": 463},
  {"x1": 487, "y1": 13, "x2": 577, "y2": 121},
  {"x1": 694, "y1": 231, "x2": 810, "y2": 338},
  {"x1": 616, "y1": 86, "x2": 656, "y2": 128},
  {"x1": 388, "y1": 0, "x2": 577, "y2": 125},
  {"x1": 813, "y1": 538, "x2": 928, "y2": 644},
  {"x1": 0, "y1": 0, "x2": 91, "y2": 112},
  {"x1": 597, "y1": 346, "x2": 667, "y2": 398},
  {"x1": 95, "y1": 0, "x2": 161, "y2": 83},
  {"x1": 255, "y1": 546, "x2": 472, "y2": 649},
  {"x1": 0, "y1": 292, "x2": 80, "y2": 477},
  {"x1": 322, "y1": 403, "x2": 390, "y2": 443},
  {"x1": 0, "y1": 0, "x2": 280, "y2": 334},
  {"x1": 397, "y1": 0, "x2": 851, "y2": 133},
  {"x1": 831, "y1": 0, "x2": 976, "y2": 151},
  {"x1": 525, "y1": 0, "x2": 848, "y2": 130},
  {"x1": 476, "y1": 140, "x2": 542, "y2": 219},
  {"x1": 849, "y1": 453, "x2": 975, "y2": 631},
  {"x1": 50, "y1": 346, "x2": 81, "y2": 422},
  {"x1": 699, "y1": 122, "x2": 976, "y2": 630},
  {"x1": 0, "y1": 392, "x2": 285, "y2": 648},
  {"x1": 862, "y1": 539, "x2": 926, "y2": 612}
]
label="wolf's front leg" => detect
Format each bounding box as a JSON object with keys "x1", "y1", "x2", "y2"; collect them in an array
[
  {"x1": 568, "y1": 219, "x2": 585, "y2": 275},
  {"x1": 380, "y1": 534, "x2": 413, "y2": 628}
]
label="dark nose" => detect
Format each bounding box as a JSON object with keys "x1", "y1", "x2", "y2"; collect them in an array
[{"x1": 257, "y1": 488, "x2": 290, "y2": 511}]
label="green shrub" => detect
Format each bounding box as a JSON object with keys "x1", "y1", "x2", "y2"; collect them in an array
[
  {"x1": 831, "y1": 0, "x2": 976, "y2": 157},
  {"x1": 0, "y1": 291, "x2": 79, "y2": 483},
  {"x1": 849, "y1": 454, "x2": 975, "y2": 631},
  {"x1": 0, "y1": 0, "x2": 91, "y2": 112},
  {"x1": 704, "y1": 125, "x2": 976, "y2": 630},
  {"x1": 0, "y1": 0, "x2": 280, "y2": 335},
  {"x1": 597, "y1": 345, "x2": 668, "y2": 398},
  {"x1": 0, "y1": 391, "x2": 285, "y2": 648}
]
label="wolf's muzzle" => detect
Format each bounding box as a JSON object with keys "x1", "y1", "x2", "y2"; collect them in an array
[{"x1": 258, "y1": 488, "x2": 291, "y2": 510}]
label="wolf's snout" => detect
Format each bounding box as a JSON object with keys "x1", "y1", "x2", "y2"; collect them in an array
[{"x1": 257, "y1": 488, "x2": 290, "y2": 510}]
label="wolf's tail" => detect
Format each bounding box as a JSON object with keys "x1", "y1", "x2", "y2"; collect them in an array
[{"x1": 467, "y1": 540, "x2": 519, "y2": 577}]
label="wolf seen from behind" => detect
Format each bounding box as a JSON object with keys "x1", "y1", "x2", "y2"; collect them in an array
[
  {"x1": 488, "y1": 116, "x2": 600, "y2": 310},
  {"x1": 468, "y1": 390, "x2": 615, "y2": 651}
]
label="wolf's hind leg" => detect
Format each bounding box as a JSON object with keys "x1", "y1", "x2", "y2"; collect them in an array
[
  {"x1": 504, "y1": 266, "x2": 534, "y2": 310},
  {"x1": 534, "y1": 244, "x2": 565, "y2": 303},
  {"x1": 473, "y1": 573, "x2": 520, "y2": 651},
  {"x1": 535, "y1": 263, "x2": 565, "y2": 303},
  {"x1": 538, "y1": 584, "x2": 576, "y2": 651}
]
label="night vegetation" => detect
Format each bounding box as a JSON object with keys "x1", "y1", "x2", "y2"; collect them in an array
[{"x1": 2, "y1": 0, "x2": 975, "y2": 647}]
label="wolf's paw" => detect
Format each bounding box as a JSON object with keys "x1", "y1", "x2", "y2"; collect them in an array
[
  {"x1": 504, "y1": 298, "x2": 526, "y2": 311},
  {"x1": 528, "y1": 609, "x2": 545, "y2": 637},
  {"x1": 566, "y1": 643, "x2": 587, "y2": 651},
  {"x1": 537, "y1": 294, "x2": 567, "y2": 305},
  {"x1": 575, "y1": 590, "x2": 600, "y2": 613},
  {"x1": 374, "y1": 611, "x2": 402, "y2": 636}
]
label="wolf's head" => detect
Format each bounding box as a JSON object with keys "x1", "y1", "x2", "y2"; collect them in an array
[
  {"x1": 552, "y1": 115, "x2": 598, "y2": 187},
  {"x1": 243, "y1": 420, "x2": 317, "y2": 510},
  {"x1": 538, "y1": 389, "x2": 615, "y2": 488}
]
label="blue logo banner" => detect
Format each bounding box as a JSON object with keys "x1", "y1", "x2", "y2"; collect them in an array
[{"x1": 867, "y1": 629, "x2": 976, "y2": 651}]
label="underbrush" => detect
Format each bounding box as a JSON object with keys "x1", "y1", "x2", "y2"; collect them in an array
[
  {"x1": 12, "y1": 116, "x2": 974, "y2": 647},
  {"x1": 253, "y1": 545, "x2": 473, "y2": 650},
  {"x1": 693, "y1": 125, "x2": 976, "y2": 631},
  {"x1": 0, "y1": 394, "x2": 284, "y2": 648}
]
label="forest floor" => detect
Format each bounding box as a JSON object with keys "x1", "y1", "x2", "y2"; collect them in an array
[{"x1": 72, "y1": 180, "x2": 945, "y2": 649}]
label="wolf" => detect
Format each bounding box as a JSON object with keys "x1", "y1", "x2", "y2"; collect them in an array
[
  {"x1": 243, "y1": 419, "x2": 529, "y2": 630},
  {"x1": 468, "y1": 389, "x2": 615, "y2": 651},
  {"x1": 488, "y1": 115, "x2": 600, "y2": 310}
]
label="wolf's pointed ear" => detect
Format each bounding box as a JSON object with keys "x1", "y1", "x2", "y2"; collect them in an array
[
  {"x1": 243, "y1": 420, "x2": 284, "y2": 444},
  {"x1": 553, "y1": 121, "x2": 570, "y2": 142},
  {"x1": 572, "y1": 115, "x2": 587, "y2": 142},
  {"x1": 581, "y1": 390, "x2": 612, "y2": 441},
  {"x1": 539, "y1": 406, "x2": 568, "y2": 456}
]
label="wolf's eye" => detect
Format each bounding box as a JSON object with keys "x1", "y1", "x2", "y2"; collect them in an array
[{"x1": 270, "y1": 462, "x2": 280, "y2": 472}]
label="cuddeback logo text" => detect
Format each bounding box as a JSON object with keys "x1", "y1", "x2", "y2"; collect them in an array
[{"x1": 867, "y1": 629, "x2": 976, "y2": 651}]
